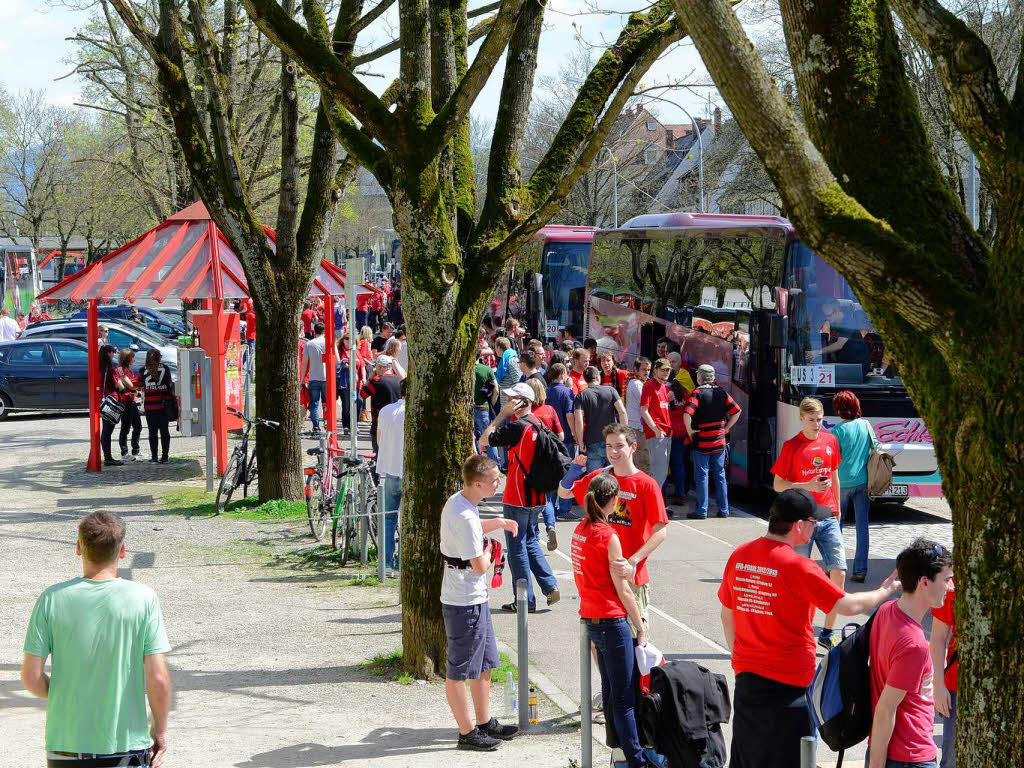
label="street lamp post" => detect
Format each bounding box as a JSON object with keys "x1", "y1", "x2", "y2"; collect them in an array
[{"x1": 601, "y1": 146, "x2": 619, "y2": 228}]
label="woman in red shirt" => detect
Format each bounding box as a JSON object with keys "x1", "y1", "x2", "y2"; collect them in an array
[
  {"x1": 524, "y1": 378, "x2": 564, "y2": 552},
  {"x1": 115, "y1": 349, "x2": 142, "y2": 461},
  {"x1": 99, "y1": 344, "x2": 124, "y2": 466},
  {"x1": 570, "y1": 473, "x2": 649, "y2": 768},
  {"x1": 598, "y1": 352, "x2": 629, "y2": 398}
]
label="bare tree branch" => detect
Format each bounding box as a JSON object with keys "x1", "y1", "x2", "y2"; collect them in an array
[{"x1": 352, "y1": 0, "x2": 396, "y2": 35}]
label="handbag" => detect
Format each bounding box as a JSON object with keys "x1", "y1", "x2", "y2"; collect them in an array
[
  {"x1": 161, "y1": 365, "x2": 179, "y2": 422},
  {"x1": 865, "y1": 421, "x2": 895, "y2": 495},
  {"x1": 100, "y1": 394, "x2": 125, "y2": 425}
]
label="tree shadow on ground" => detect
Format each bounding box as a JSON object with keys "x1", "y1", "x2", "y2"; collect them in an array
[{"x1": 233, "y1": 727, "x2": 456, "y2": 767}]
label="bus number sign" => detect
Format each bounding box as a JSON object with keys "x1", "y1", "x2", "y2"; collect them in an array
[
  {"x1": 791, "y1": 365, "x2": 836, "y2": 387},
  {"x1": 545, "y1": 320, "x2": 558, "y2": 339}
]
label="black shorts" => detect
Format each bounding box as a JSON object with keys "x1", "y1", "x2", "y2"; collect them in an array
[
  {"x1": 442, "y1": 602, "x2": 499, "y2": 681},
  {"x1": 730, "y1": 672, "x2": 812, "y2": 768}
]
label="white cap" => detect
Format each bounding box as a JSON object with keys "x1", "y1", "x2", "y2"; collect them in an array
[
  {"x1": 375, "y1": 355, "x2": 394, "y2": 368},
  {"x1": 501, "y1": 382, "x2": 535, "y2": 403}
]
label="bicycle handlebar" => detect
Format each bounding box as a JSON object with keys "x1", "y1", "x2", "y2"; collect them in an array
[{"x1": 228, "y1": 407, "x2": 279, "y2": 428}]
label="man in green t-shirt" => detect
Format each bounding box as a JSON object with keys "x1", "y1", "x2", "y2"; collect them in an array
[
  {"x1": 22, "y1": 511, "x2": 172, "y2": 767},
  {"x1": 473, "y1": 350, "x2": 499, "y2": 463}
]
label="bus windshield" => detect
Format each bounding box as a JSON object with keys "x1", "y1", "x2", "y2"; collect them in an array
[
  {"x1": 784, "y1": 241, "x2": 900, "y2": 391},
  {"x1": 543, "y1": 240, "x2": 590, "y2": 338}
]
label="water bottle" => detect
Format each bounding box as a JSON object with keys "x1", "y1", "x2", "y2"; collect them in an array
[
  {"x1": 507, "y1": 676, "x2": 518, "y2": 718},
  {"x1": 528, "y1": 685, "x2": 538, "y2": 724}
]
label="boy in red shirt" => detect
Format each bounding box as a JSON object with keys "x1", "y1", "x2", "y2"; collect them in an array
[
  {"x1": 868, "y1": 539, "x2": 953, "y2": 768},
  {"x1": 771, "y1": 396, "x2": 846, "y2": 649},
  {"x1": 719, "y1": 489, "x2": 898, "y2": 768},
  {"x1": 930, "y1": 584, "x2": 957, "y2": 768},
  {"x1": 639, "y1": 358, "x2": 672, "y2": 494},
  {"x1": 558, "y1": 423, "x2": 668, "y2": 638}
]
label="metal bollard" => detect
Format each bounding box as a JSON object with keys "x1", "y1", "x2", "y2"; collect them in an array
[
  {"x1": 799, "y1": 735, "x2": 816, "y2": 768},
  {"x1": 580, "y1": 619, "x2": 593, "y2": 768},
  {"x1": 516, "y1": 578, "x2": 529, "y2": 732},
  {"x1": 377, "y1": 483, "x2": 386, "y2": 584}
]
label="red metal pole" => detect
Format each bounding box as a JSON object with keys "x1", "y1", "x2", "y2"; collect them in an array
[
  {"x1": 86, "y1": 299, "x2": 102, "y2": 471},
  {"x1": 323, "y1": 294, "x2": 337, "y2": 448},
  {"x1": 211, "y1": 299, "x2": 228, "y2": 475}
]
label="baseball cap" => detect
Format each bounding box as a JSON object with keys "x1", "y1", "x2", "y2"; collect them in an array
[
  {"x1": 771, "y1": 488, "x2": 833, "y2": 522},
  {"x1": 375, "y1": 355, "x2": 394, "y2": 367},
  {"x1": 501, "y1": 382, "x2": 535, "y2": 403}
]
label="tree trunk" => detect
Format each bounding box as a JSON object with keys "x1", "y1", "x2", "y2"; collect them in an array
[
  {"x1": 253, "y1": 293, "x2": 306, "y2": 501},
  {"x1": 394, "y1": 193, "x2": 483, "y2": 676}
]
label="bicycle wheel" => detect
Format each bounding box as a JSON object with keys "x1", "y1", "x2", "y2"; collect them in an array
[
  {"x1": 365, "y1": 488, "x2": 379, "y2": 551},
  {"x1": 332, "y1": 486, "x2": 352, "y2": 561},
  {"x1": 216, "y1": 451, "x2": 244, "y2": 514},
  {"x1": 306, "y1": 473, "x2": 329, "y2": 540}
]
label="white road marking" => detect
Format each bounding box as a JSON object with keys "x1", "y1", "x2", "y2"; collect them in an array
[
  {"x1": 672, "y1": 519, "x2": 734, "y2": 548},
  {"x1": 549, "y1": 547, "x2": 730, "y2": 655}
]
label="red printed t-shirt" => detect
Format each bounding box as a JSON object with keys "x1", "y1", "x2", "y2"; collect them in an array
[
  {"x1": 869, "y1": 600, "x2": 938, "y2": 763},
  {"x1": 930, "y1": 589, "x2": 958, "y2": 693},
  {"x1": 571, "y1": 520, "x2": 626, "y2": 620},
  {"x1": 488, "y1": 417, "x2": 546, "y2": 508},
  {"x1": 244, "y1": 308, "x2": 256, "y2": 340},
  {"x1": 640, "y1": 378, "x2": 671, "y2": 438},
  {"x1": 530, "y1": 404, "x2": 564, "y2": 440},
  {"x1": 770, "y1": 430, "x2": 841, "y2": 515},
  {"x1": 718, "y1": 537, "x2": 844, "y2": 687},
  {"x1": 568, "y1": 368, "x2": 587, "y2": 395},
  {"x1": 572, "y1": 468, "x2": 668, "y2": 586},
  {"x1": 301, "y1": 307, "x2": 315, "y2": 335}
]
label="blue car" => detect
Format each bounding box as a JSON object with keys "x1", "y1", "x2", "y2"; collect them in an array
[{"x1": 71, "y1": 304, "x2": 186, "y2": 340}]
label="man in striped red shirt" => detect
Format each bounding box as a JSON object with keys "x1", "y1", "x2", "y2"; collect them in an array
[{"x1": 683, "y1": 364, "x2": 741, "y2": 520}]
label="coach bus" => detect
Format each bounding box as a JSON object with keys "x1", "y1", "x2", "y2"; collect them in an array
[
  {"x1": 491, "y1": 224, "x2": 597, "y2": 342},
  {"x1": 578, "y1": 212, "x2": 941, "y2": 501}
]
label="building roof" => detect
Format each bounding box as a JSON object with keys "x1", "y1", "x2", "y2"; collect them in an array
[{"x1": 37, "y1": 201, "x2": 373, "y2": 303}]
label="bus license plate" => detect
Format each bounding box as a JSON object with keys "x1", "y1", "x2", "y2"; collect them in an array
[{"x1": 886, "y1": 484, "x2": 909, "y2": 497}]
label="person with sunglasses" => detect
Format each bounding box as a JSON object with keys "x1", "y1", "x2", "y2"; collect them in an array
[{"x1": 719, "y1": 489, "x2": 900, "y2": 768}]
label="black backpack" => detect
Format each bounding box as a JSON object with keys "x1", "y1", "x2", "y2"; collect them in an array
[
  {"x1": 515, "y1": 415, "x2": 571, "y2": 494},
  {"x1": 806, "y1": 611, "x2": 877, "y2": 768}
]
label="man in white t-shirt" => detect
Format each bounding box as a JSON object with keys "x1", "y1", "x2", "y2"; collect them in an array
[
  {"x1": 625, "y1": 356, "x2": 651, "y2": 472},
  {"x1": 0, "y1": 307, "x2": 20, "y2": 341},
  {"x1": 440, "y1": 455, "x2": 520, "y2": 752},
  {"x1": 377, "y1": 380, "x2": 405, "y2": 575},
  {"x1": 300, "y1": 322, "x2": 328, "y2": 434}
]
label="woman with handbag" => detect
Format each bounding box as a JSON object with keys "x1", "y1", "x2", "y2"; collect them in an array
[
  {"x1": 115, "y1": 349, "x2": 142, "y2": 461},
  {"x1": 831, "y1": 390, "x2": 875, "y2": 582},
  {"x1": 140, "y1": 348, "x2": 175, "y2": 464},
  {"x1": 568, "y1": 471, "x2": 651, "y2": 768},
  {"x1": 99, "y1": 344, "x2": 124, "y2": 466}
]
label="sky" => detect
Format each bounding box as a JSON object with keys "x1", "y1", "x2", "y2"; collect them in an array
[{"x1": 2, "y1": 0, "x2": 723, "y2": 126}]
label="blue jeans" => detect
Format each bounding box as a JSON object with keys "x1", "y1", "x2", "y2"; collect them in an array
[
  {"x1": 796, "y1": 515, "x2": 847, "y2": 573},
  {"x1": 543, "y1": 493, "x2": 557, "y2": 529},
  {"x1": 669, "y1": 437, "x2": 689, "y2": 496},
  {"x1": 587, "y1": 618, "x2": 646, "y2": 768},
  {"x1": 864, "y1": 751, "x2": 937, "y2": 768},
  {"x1": 382, "y1": 474, "x2": 401, "y2": 570},
  {"x1": 940, "y1": 691, "x2": 956, "y2": 768},
  {"x1": 474, "y1": 409, "x2": 499, "y2": 463},
  {"x1": 307, "y1": 379, "x2": 325, "y2": 431},
  {"x1": 840, "y1": 483, "x2": 870, "y2": 576},
  {"x1": 503, "y1": 504, "x2": 558, "y2": 608},
  {"x1": 693, "y1": 450, "x2": 729, "y2": 517},
  {"x1": 586, "y1": 440, "x2": 608, "y2": 473}
]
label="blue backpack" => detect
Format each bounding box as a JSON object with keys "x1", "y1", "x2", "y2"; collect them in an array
[{"x1": 806, "y1": 612, "x2": 877, "y2": 768}]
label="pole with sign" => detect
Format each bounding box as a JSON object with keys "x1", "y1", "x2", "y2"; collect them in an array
[{"x1": 344, "y1": 258, "x2": 363, "y2": 459}]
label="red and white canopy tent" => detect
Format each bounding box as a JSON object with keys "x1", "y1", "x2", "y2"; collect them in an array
[{"x1": 38, "y1": 201, "x2": 373, "y2": 472}]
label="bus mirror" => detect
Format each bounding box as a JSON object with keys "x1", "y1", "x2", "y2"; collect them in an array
[{"x1": 768, "y1": 315, "x2": 787, "y2": 348}]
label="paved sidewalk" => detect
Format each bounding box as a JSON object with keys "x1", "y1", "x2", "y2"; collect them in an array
[{"x1": 1, "y1": 413, "x2": 589, "y2": 768}]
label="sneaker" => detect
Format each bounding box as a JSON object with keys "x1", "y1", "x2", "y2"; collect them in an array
[
  {"x1": 547, "y1": 527, "x2": 558, "y2": 551},
  {"x1": 817, "y1": 630, "x2": 838, "y2": 651},
  {"x1": 104, "y1": 458, "x2": 124, "y2": 467},
  {"x1": 148, "y1": 457, "x2": 159, "y2": 464},
  {"x1": 456, "y1": 727, "x2": 501, "y2": 752},
  {"x1": 686, "y1": 511, "x2": 707, "y2": 520},
  {"x1": 850, "y1": 572, "x2": 866, "y2": 583},
  {"x1": 546, "y1": 588, "x2": 561, "y2": 607},
  {"x1": 555, "y1": 511, "x2": 580, "y2": 522},
  {"x1": 159, "y1": 457, "x2": 170, "y2": 464},
  {"x1": 479, "y1": 717, "x2": 518, "y2": 741},
  {"x1": 501, "y1": 601, "x2": 537, "y2": 614},
  {"x1": 716, "y1": 511, "x2": 730, "y2": 518}
]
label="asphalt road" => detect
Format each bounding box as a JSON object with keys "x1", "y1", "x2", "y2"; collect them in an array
[{"x1": 482, "y1": 489, "x2": 953, "y2": 767}]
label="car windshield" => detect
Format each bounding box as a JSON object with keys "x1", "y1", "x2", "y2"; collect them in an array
[
  {"x1": 108, "y1": 321, "x2": 169, "y2": 347},
  {"x1": 784, "y1": 241, "x2": 899, "y2": 391}
]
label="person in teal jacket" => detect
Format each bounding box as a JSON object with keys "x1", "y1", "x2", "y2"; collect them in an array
[{"x1": 830, "y1": 390, "x2": 877, "y2": 582}]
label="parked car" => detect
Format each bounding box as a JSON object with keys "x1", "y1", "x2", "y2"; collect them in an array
[
  {"x1": 70, "y1": 303, "x2": 186, "y2": 340},
  {"x1": 19, "y1": 319, "x2": 180, "y2": 372}
]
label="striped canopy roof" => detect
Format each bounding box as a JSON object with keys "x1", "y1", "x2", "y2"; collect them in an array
[{"x1": 37, "y1": 201, "x2": 374, "y2": 303}]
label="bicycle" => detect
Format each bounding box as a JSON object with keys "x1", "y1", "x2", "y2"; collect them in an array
[
  {"x1": 216, "y1": 407, "x2": 280, "y2": 514},
  {"x1": 304, "y1": 432, "x2": 344, "y2": 540},
  {"x1": 306, "y1": 442, "x2": 378, "y2": 565}
]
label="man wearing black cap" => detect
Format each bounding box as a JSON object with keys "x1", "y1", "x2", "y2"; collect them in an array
[{"x1": 718, "y1": 489, "x2": 900, "y2": 768}]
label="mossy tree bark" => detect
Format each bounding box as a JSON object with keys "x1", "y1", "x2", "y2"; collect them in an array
[
  {"x1": 108, "y1": 0, "x2": 360, "y2": 500},
  {"x1": 242, "y1": 0, "x2": 685, "y2": 675},
  {"x1": 673, "y1": 0, "x2": 1024, "y2": 762}
]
